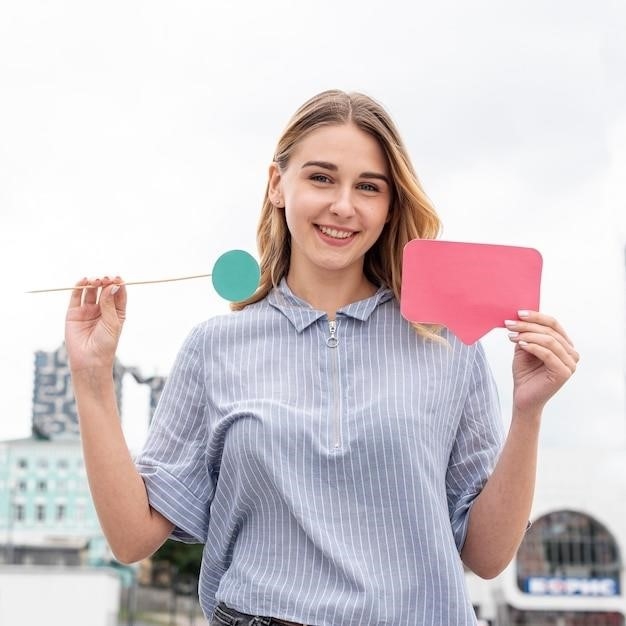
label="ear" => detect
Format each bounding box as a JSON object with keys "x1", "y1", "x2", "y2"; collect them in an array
[{"x1": 268, "y1": 162, "x2": 283, "y2": 207}]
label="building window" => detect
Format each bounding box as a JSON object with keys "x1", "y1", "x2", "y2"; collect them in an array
[
  {"x1": 57, "y1": 459, "x2": 69, "y2": 470},
  {"x1": 517, "y1": 510, "x2": 621, "y2": 596},
  {"x1": 17, "y1": 480, "x2": 27, "y2": 493},
  {"x1": 35, "y1": 504, "x2": 46, "y2": 522},
  {"x1": 13, "y1": 503, "x2": 25, "y2": 522},
  {"x1": 17, "y1": 458, "x2": 28, "y2": 469},
  {"x1": 55, "y1": 504, "x2": 66, "y2": 522},
  {"x1": 37, "y1": 458, "x2": 49, "y2": 469},
  {"x1": 36, "y1": 480, "x2": 47, "y2": 493}
]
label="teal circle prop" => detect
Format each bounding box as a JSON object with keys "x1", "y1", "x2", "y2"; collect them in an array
[{"x1": 211, "y1": 249, "x2": 260, "y2": 301}]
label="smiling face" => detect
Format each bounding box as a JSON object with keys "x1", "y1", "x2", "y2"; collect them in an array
[{"x1": 268, "y1": 123, "x2": 391, "y2": 293}]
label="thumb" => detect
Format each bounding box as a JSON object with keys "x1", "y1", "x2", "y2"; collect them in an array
[{"x1": 101, "y1": 283, "x2": 127, "y2": 327}]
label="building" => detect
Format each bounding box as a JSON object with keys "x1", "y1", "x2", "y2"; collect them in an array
[
  {"x1": 0, "y1": 342, "x2": 164, "y2": 568},
  {"x1": 0, "y1": 436, "x2": 107, "y2": 565},
  {"x1": 468, "y1": 447, "x2": 626, "y2": 625}
]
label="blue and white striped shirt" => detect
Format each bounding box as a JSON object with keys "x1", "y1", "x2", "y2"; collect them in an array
[{"x1": 136, "y1": 279, "x2": 504, "y2": 625}]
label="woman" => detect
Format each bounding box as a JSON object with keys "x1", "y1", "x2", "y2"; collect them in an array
[{"x1": 65, "y1": 90, "x2": 578, "y2": 625}]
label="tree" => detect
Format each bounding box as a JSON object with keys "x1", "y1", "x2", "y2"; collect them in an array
[{"x1": 152, "y1": 539, "x2": 203, "y2": 578}]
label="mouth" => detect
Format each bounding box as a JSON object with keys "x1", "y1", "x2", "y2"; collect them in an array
[{"x1": 316, "y1": 224, "x2": 357, "y2": 240}]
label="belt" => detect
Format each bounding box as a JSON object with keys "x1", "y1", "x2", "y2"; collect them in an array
[{"x1": 214, "y1": 602, "x2": 309, "y2": 626}]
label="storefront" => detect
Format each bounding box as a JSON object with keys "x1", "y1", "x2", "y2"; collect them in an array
[
  {"x1": 501, "y1": 510, "x2": 623, "y2": 624},
  {"x1": 466, "y1": 447, "x2": 626, "y2": 625},
  {"x1": 468, "y1": 507, "x2": 626, "y2": 625}
]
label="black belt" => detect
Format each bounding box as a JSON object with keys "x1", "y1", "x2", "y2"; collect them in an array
[{"x1": 213, "y1": 602, "x2": 309, "y2": 626}]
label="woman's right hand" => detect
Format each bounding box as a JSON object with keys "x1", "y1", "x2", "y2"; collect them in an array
[{"x1": 65, "y1": 277, "x2": 127, "y2": 373}]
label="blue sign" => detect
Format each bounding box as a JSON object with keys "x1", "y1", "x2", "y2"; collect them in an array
[{"x1": 524, "y1": 576, "x2": 620, "y2": 597}]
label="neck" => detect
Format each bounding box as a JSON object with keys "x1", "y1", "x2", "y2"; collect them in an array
[{"x1": 286, "y1": 265, "x2": 377, "y2": 318}]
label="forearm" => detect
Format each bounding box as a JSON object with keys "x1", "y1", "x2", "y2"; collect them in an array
[
  {"x1": 460, "y1": 409, "x2": 541, "y2": 578},
  {"x1": 72, "y1": 367, "x2": 173, "y2": 563}
]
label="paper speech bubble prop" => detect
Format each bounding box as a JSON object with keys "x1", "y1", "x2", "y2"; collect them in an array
[{"x1": 400, "y1": 240, "x2": 542, "y2": 344}]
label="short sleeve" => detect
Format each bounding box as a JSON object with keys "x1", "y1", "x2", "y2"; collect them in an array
[
  {"x1": 135, "y1": 323, "x2": 213, "y2": 544},
  {"x1": 446, "y1": 342, "x2": 505, "y2": 552}
]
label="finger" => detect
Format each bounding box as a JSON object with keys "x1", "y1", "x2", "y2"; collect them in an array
[
  {"x1": 505, "y1": 314, "x2": 578, "y2": 359},
  {"x1": 112, "y1": 276, "x2": 127, "y2": 318},
  {"x1": 506, "y1": 321, "x2": 579, "y2": 362},
  {"x1": 516, "y1": 340, "x2": 576, "y2": 381},
  {"x1": 511, "y1": 331, "x2": 578, "y2": 373},
  {"x1": 101, "y1": 279, "x2": 127, "y2": 324},
  {"x1": 516, "y1": 310, "x2": 574, "y2": 346},
  {"x1": 68, "y1": 278, "x2": 89, "y2": 309},
  {"x1": 83, "y1": 278, "x2": 101, "y2": 305}
]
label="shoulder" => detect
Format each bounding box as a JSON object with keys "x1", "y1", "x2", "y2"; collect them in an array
[{"x1": 189, "y1": 297, "x2": 278, "y2": 344}]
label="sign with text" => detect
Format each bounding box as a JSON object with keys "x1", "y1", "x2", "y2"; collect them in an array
[{"x1": 524, "y1": 576, "x2": 620, "y2": 597}]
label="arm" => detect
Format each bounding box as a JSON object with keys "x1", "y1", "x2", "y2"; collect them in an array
[
  {"x1": 461, "y1": 311, "x2": 579, "y2": 578},
  {"x1": 65, "y1": 278, "x2": 174, "y2": 563}
]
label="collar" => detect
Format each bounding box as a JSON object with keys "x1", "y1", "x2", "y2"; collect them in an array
[{"x1": 267, "y1": 278, "x2": 395, "y2": 332}]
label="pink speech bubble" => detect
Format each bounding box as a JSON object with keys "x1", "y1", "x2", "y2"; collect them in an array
[{"x1": 400, "y1": 240, "x2": 542, "y2": 344}]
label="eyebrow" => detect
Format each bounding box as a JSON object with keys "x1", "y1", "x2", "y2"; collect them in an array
[{"x1": 301, "y1": 160, "x2": 390, "y2": 185}]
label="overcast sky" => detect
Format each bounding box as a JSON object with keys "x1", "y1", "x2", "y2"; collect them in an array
[{"x1": 1, "y1": 0, "x2": 625, "y2": 452}]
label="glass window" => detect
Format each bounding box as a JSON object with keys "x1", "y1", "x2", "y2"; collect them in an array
[
  {"x1": 517, "y1": 510, "x2": 621, "y2": 593},
  {"x1": 13, "y1": 503, "x2": 26, "y2": 522},
  {"x1": 36, "y1": 480, "x2": 47, "y2": 493},
  {"x1": 55, "y1": 504, "x2": 66, "y2": 522},
  {"x1": 17, "y1": 458, "x2": 28, "y2": 469},
  {"x1": 35, "y1": 504, "x2": 46, "y2": 522},
  {"x1": 57, "y1": 458, "x2": 69, "y2": 470},
  {"x1": 37, "y1": 458, "x2": 49, "y2": 469}
]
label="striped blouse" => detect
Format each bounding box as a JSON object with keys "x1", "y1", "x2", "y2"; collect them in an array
[{"x1": 135, "y1": 279, "x2": 504, "y2": 625}]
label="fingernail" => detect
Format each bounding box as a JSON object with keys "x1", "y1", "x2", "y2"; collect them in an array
[
  {"x1": 504, "y1": 320, "x2": 517, "y2": 328},
  {"x1": 518, "y1": 310, "x2": 530, "y2": 318},
  {"x1": 519, "y1": 340, "x2": 529, "y2": 347},
  {"x1": 111, "y1": 285, "x2": 120, "y2": 295},
  {"x1": 508, "y1": 331, "x2": 519, "y2": 339}
]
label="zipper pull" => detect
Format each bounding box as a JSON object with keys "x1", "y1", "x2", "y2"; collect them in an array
[{"x1": 326, "y1": 319, "x2": 338, "y2": 348}]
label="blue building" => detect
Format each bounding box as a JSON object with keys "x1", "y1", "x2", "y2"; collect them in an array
[
  {"x1": 0, "y1": 437, "x2": 106, "y2": 565},
  {"x1": 0, "y1": 343, "x2": 165, "y2": 567}
]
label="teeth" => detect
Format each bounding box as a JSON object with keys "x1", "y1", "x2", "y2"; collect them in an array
[{"x1": 319, "y1": 225, "x2": 354, "y2": 239}]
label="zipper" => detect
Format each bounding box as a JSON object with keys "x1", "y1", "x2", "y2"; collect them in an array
[
  {"x1": 326, "y1": 319, "x2": 341, "y2": 449},
  {"x1": 326, "y1": 319, "x2": 338, "y2": 348}
]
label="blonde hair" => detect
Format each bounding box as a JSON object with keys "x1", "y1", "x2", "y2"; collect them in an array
[{"x1": 232, "y1": 90, "x2": 442, "y2": 337}]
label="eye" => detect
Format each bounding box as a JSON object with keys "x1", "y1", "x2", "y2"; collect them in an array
[
  {"x1": 310, "y1": 174, "x2": 332, "y2": 184},
  {"x1": 357, "y1": 182, "x2": 379, "y2": 192}
]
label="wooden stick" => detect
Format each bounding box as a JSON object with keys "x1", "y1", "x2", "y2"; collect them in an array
[{"x1": 26, "y1": 273, "x2": 212, "y2": 293}]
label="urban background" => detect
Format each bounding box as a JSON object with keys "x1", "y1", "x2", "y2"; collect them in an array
[{"x1": 1, "y1": 1, "x2": 625, "y2": 624}]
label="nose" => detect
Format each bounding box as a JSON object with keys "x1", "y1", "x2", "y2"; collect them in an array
[{"x1": 329, "y1": 186, "x2": 356, "y2": 218}]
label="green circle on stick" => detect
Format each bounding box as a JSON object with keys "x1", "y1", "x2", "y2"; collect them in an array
[{"x1": 211, "y1": 249, "x2": 260, "y2": 301}]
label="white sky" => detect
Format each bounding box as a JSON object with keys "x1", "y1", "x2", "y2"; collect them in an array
[{"x1": 1, "y1": 0, "x2": 625, "y2": 452}]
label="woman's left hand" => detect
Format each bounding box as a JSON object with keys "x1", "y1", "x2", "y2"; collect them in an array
[{"x1": 505, "y1": 311, "x2": 579, "y2": 416}]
